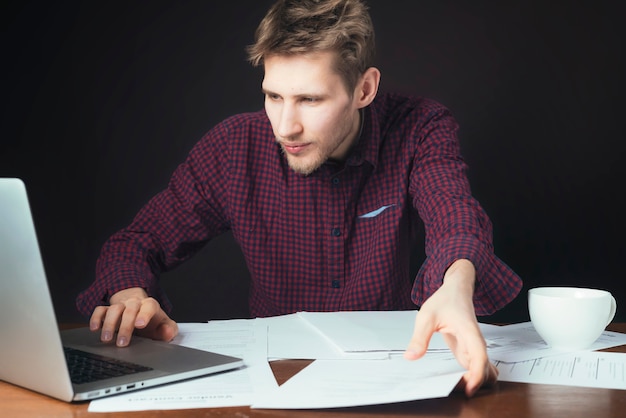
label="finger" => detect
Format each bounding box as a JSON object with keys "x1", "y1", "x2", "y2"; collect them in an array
[
  {"x1": 485, "y1": 362, "x2": 499, "y2": 386},
  {"x1": 89, "y1": 306, "x2": 108, "y2": 331},
  {"x1": 458, "y1": 361, "x2": 497, "y2": 397},
  {"x1": 461, "y1": 337, "x2": 490, "y2": 397},
  {"x1": 404, "y1": 312, "x2": 437, "y2": 360},
  {"x1": 100, "y1": 303, "x2": 125, "y2": 343},
  {"x1": 154, "y1": 318, "x2": 179, "y2": 342},
  {"x1": 133, "y1": 298, "x2": 161, "y2": 330},
  {"x1": 136, "y1": 307, "x2": 179, "y2": 342},
  {"x1": 482, "y1": 362, "x2": 500, "y2": 387},
  {"x1": 115, "y1": 298, "x2": 143, "y2": 347}
]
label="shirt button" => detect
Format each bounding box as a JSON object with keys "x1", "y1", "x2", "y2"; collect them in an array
[
  {"x1": 332, "y1": 177, "x2": 340, "y2": 185},
  {"x1": 331, "y1": 280, "x2": 341, "y2": 288},
  {"x1": 331, "y1": 227, "x2": 341, "y2": 237}
]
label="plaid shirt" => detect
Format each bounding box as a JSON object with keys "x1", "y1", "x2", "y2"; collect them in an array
[{"x1": 76, "y1": 93, "x2": 522, "y2": 318}]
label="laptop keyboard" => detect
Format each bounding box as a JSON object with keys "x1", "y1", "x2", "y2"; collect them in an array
[{"x1": 63, "y1": 346, "x2": 153, "y2": 384}]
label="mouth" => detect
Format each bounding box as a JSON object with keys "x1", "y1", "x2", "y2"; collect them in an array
[{"x1": 281, "y1": 142, "x2": 311, "y2": 155}]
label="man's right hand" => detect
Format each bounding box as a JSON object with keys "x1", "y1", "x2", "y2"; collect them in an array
[{"x1": 89, "y1": 287, "x2": 179, "y2": 347}]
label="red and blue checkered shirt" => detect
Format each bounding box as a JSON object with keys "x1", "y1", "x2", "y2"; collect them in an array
[{"x1": 76, "y1": 93, "x2": 522, "y2": 318}]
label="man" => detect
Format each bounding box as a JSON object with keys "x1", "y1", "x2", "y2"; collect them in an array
[{"x1": 77, "y1": 0, "x2": 522, "y2": 397}]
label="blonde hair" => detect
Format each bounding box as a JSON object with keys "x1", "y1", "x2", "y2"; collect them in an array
[{"x1": 246, "y1": 0, "x2": 375, "y2": 92}]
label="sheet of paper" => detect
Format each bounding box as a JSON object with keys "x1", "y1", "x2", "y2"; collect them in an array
[
  {"x1": 495, "y1": 351, "x2": 626, "y2": 390},
  {"x1": 483, "y1": 322, "x2": 626, "y2": 363},
  {"x1": 88, "y1": 320, "x2": 277, "y2": 412},
  {"x1": 262, "y1": 314, "x2": 502, "y2": 360},
  {"x1": 252, "y1": 356, "x2": 465, "y2": 409},
  {"x1": 297, "y1": 310, "x2": 449, "y2": 352},
  {"x1": 259, "y1": 313, "x2": 389, "y2": 360}
]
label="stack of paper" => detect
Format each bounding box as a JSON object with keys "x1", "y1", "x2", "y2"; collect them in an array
[{"x1": 87, "y1": 312, "x2": 626, "y2": 413}]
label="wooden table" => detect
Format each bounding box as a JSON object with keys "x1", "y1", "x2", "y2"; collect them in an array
[{"x1": 2, "y1": 323, "x2": 625, "y2": 418}]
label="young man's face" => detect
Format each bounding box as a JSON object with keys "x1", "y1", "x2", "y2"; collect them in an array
[{"x1": 262, "y1": 51, "x2": 362, "y2": 176}]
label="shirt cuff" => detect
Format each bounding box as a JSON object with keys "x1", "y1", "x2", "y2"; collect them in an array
[
  {"x1": 411, "y1": 234, "x2": 522, "y2": 315},
  {"x1": 75, "y1": 265, "x2": 172, "y2": 318}
]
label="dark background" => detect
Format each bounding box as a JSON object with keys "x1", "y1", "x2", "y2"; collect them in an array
[{"x1": 2, "y1": 1, "x2": 624, "y2": 324}]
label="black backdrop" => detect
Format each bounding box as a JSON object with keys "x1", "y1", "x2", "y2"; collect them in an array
[{"x1": 2, "y1": 0, "x2": 624, "y2": 324}]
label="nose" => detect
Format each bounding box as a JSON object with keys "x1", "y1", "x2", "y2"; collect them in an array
[{"x1": 276, "y1": 103, "x2": 303, "y2": 139}]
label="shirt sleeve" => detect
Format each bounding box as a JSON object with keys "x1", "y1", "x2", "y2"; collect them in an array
[
  {"x1": 409, "y1": 103, "x2": 522, "y2": 315},
  {"x1": 75, "y1": 123, "x2": 232, "y2": 317}
]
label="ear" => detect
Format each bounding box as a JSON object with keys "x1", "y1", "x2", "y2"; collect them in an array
[{"x1": 354, "y1": 67, "x2": 381, "y2": 109}]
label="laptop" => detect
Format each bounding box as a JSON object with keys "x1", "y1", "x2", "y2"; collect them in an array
[{"x1": 0, "y1": 178, "x2": 244, "y2": 402}]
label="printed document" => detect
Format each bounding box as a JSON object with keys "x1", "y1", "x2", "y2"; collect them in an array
[{"x1": 495, "y1": 351, "x2": 626, "y2": 390}]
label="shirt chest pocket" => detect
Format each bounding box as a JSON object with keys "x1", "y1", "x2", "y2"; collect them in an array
[
  {"x1": 353, "y1": 200, "x2": 402, "y2": 242},
  {"x1": 357, "y1": 203, "x2": 398, "y2": 219}
]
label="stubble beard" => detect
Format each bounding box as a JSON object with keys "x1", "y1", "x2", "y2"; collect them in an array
[
  {"x1": 276, "y1": 112, "x2": 356, "y2": 176},
  {"x1": 279, "y1": 143, "x2": 325, "y2": 176}
]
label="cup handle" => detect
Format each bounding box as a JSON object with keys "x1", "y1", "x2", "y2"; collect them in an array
[{"x1": 606, "y1": 295, "x2": 617, "y2": 326}]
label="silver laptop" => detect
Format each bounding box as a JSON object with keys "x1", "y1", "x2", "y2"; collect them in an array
[{"x1": 0, "y1": 178, "x2": 244, "y2": 402}]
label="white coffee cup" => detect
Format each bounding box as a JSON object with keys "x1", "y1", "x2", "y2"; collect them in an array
[{"x1": 528, "y1": 287, "x2": 617, "y2": 350}]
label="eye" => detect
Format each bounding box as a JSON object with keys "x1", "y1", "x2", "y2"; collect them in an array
[
  {"x1": 264, "y1": 92, "x2": 281, "y2": 102},
  {"x1": 302, "y1": 97, "x2": 320, "y2": 104}
]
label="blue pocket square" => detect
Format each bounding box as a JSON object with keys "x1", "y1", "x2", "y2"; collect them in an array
[{"x1": 358, "y1": 204, "x2": 397, "y2": 219}]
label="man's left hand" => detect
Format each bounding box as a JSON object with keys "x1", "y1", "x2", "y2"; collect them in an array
[{"x1": 403, "y1": 259, "x2": 498, "y2": 397}]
